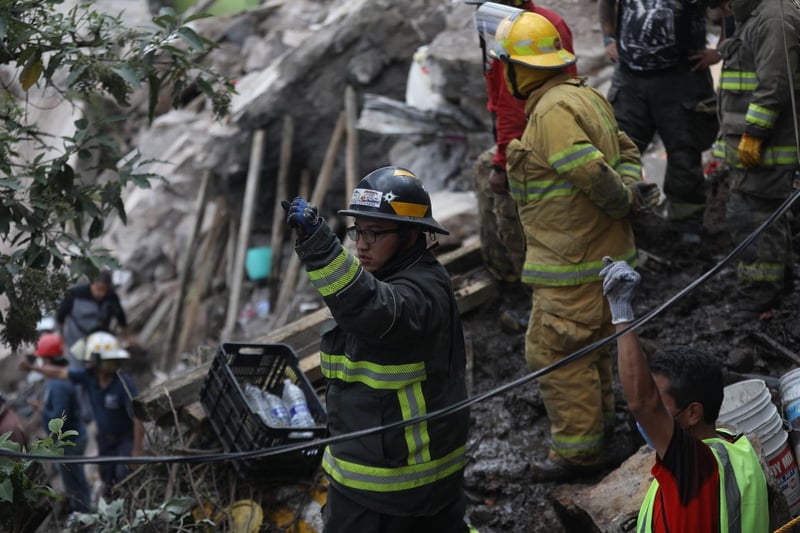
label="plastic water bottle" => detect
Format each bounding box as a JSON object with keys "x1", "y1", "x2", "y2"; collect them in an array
[
  {"x1": 262, "y1": 391, "x2": 290, "y2": 428},
  {"x1": 282, "y1": 379, "x2": 315, "y2": 428},
  {"x1": 244, "y1": 383, "x2": 289, "y2": 428}
]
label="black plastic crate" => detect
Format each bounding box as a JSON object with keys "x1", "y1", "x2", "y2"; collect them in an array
[{"x1": 200, "y1": 342, "x2": 327, "y2": 481}]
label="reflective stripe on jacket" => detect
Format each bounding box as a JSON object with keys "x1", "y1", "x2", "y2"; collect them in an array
[
  {"x1": 715, "y1": 0, "x2": 800, "y2": 170},
  {"x1": 505, "y1": 75, "x2": 639, "y2": 289},
  {"x1": 295, "y1": 223, "x2": 469, "y2": 516},
  {"x1": 637, "y1": 432, "x2": 769, "y2": 533}
]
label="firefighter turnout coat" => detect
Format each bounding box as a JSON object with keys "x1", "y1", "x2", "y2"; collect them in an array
[
  {"x1": 505, "y1": 74, "x2": 640, "y2": 292},
  {"x1": 294, "y1": 223, "x2": 469, "y2": 516},
  {"x1": 714, "y1": 0, "x2": 800, "y2": 191}
]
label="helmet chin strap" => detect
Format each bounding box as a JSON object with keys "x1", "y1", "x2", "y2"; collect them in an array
[{"x1": 507, "y1": 63, "x2": 528, "y2": 100}]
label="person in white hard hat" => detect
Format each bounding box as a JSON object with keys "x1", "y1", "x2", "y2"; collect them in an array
[{"x1": 19, "y1": 331, "x2": 144, "y2": 497}]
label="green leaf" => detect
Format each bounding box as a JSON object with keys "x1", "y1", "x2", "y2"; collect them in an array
[
  {"x1": 110, "y1": 64, "x2": 141, "y2": 88},
  {"x1": 0, "y1": 478, "x2": 12, "y2": 503},
  {"x1": 176, "y1": 27, "x2": 204, "y2": 51},
  {"x1": 47, "y1": 417, "x2": 64, "y2": 434},
  {"x1": 88, "y1": 217, "x2": 103, "y2": 239},
  {"x1": 20, "y1": 59, "x2": 43, "y2": 91},
  {"x1": 0, "y1": 179, "x2": 24, "y2": 191},
  {"x1": 147, "y1": 73, "x2": 161, "y2": 124},
  {"x1": 184, "y1": 12, "x2": 212, "y2": 23}
]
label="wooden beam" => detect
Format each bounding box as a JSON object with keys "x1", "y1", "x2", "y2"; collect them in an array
[
  {"x1": 344, "y1": 86, "x2": 359, "y2": 205},
  {"x1": 267, "y1": 115, "x2": 294, "y2": 308},
  {"x1": 164, "y1": 169, "x2": 213, "y2": 371},
  {"x1": 272, "y1": 112, "x2": 346, "y2": 327},
  {"x1": 750, "y1": 331, "x2": 800, "y2": 366},
  {"x1": 434, "y1": 239, "x2": 482, "y2": 275},
  {"x1": 223, "y1": 129, "x2": 266, "y2": 339}
]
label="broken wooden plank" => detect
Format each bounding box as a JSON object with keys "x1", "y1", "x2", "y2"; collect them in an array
[
  {"x1": 223, "y1": 129, "x2": 267, "y2": 339},
  {"x1": 164, "y1": 169, "x2": 213, "y2": 371},
  {"x1": 267, "y1": 115, "x2": 294, "y2": 309},
  {"x1": 750, "y1": 331, "x2": 800, "y2": 366},
  {"x1": 435, "y1": 239, "x2": 482, "y2": 275},
  {"x1": 273, "y1": 112, "x2": 346, "y2": 327},
  {"x1": 134, "y1": 367, "x2": 210, "y2": 424}
]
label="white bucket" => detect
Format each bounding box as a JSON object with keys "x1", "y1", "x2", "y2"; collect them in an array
[
  {"x1": 736, "y1": 402, "x2": 780, "y2": 436},
  {"x1": 780, "y1": 368, "x2": 800, "y2": 398},
  {"x1": 718, "y1": 379, "x2": 770, "y2": 424},
  {"x1": 764, "y1": 428, "x2": 800, "y2": 516},
  {"x1": 780, "y1": 370, "x2": 800, "y2": 471},
  {"x1": 780, "y1": 368, "x2": 800, "y2": 405},
  {"x1": 755, "y1": 411, "x2": 784, "y2": 442}
]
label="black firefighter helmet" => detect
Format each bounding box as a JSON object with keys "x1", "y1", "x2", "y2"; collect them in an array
[{"x1": 338, "y1": 166, "x2": 449, "y2": 235}]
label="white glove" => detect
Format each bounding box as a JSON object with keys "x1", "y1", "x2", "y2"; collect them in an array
[{"x1": 599, "y1": 256, "x2": 640, "y2": 324}]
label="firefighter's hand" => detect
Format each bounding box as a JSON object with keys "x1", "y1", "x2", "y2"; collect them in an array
[
  {"x1": 599, "y1": 256, "x2": 640, "y2": 324},
  {"x1": 489, "y1": 167, "x2": 509, "y2": 195},
  {"x1": 629, "y1": 181, "x2": 661, "y2": 214},
  {"x1": 738, "y1": 133, "x2": 763, "y2": 168},
  {"x1": 282, "y1": 197, "x2": 321, "y2": 241},
  {"x1": 689, "y1": 48, "x2": 722, "y2": 71}
]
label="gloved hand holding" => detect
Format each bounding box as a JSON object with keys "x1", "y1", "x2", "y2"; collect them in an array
[
  {"x1": 281, "y1": 197, "x2": 321, "y2": 241},
  {"x1": 738, "y1": 133, "x2": 763, "y2": 169},
  {"x1": 629, "y1": 181, "x2": 661, "y2": 214},
  {"x1": 599, "y1": 256, "x2": 641, "y2": 324}
]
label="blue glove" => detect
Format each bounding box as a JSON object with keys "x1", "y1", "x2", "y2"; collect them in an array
[
  {"x1": 282, "y1": 197, "x2": 321, "y2": 240},
  {"x1": 599, "y1": 256, "x2": 640, "y2": 324}
]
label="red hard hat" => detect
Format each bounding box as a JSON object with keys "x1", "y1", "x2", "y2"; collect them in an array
[{"x1": 35, "y1": 333, "x2": 64, "y2": 357}]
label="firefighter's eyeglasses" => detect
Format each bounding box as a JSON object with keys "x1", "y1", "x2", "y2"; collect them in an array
[{"x1": 346, "y1": 226, "x2": 402, "y2": 244}]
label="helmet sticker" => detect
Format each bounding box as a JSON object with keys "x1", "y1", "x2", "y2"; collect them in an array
[
  {"x1": 350, "y1": 188, "x2": 383, "y2": 208},
  {"x1": 393, "y1": 168, "x2": 416, "y2": 178}
]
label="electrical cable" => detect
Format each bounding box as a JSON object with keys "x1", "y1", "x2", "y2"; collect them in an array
[{"x1": 4, "y1": 187, "x2": 800, "y2": 467}]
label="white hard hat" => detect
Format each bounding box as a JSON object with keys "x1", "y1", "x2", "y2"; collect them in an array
[{"x1": 85, "y1": 331, "x2": 129, "y2": 361}]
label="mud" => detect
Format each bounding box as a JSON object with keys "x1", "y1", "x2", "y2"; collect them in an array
[{"x1": 460, "y1": 175, "x2": 800, "y2": 531}]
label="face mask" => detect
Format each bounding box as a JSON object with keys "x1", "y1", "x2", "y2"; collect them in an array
[{"x1": 637, "y1": 420, "x2": 655, "y2": 448}]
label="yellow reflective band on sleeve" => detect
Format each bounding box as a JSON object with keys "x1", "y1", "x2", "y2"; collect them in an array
[
  {"x1": 615, "y1": 162, "x2": 643, "y2": 180},
  {"x1": 322, "y1": 445, "x2": 466, "y2": 492},
  {"x1": 714, "y1": 139, "x2": 800, "y2": 167},
  {"x1": 390, "y1": 201, "x2": 428, "y2": 218},
  {"x1": 522, "y1": 247, "x2": 637, "y2": 287},
  {"x1": 320, "y1": 352, "x2": 426, "y2": 390},
  {"x1": 548, "y1": 143, "x2": 604, "y2": 174},
  {"x1": 507, "y1": 177, "x2": 577, "y2": 203},
  {"x1": 746, "y1": 103, "x2": 777, "y2": 129},
  {"x1": 398, "y1": 382, "x2": 431, "y2": 465},
  {"x1": 307, "y1": 248, "x2": 361, "y2": 297},
  {"x1": 712, "y1": 139, "x2": 728, "y2": 161},
  {"x1": 720, "y1": 70, "x2": 757, "y2": 91},
  {"x1": 721, "y1": 70, "x2": 800, "y2": 91},
  {"x1": 762, "y1": 146, "x2": 800, "y2": 166}
]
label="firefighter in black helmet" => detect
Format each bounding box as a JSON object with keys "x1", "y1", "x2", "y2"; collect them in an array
[{"x1": 283, "y1": 166, "x2": 472, "y2": 532}]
